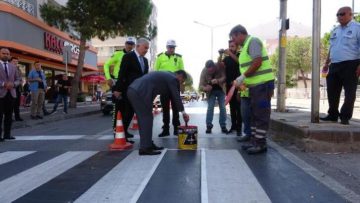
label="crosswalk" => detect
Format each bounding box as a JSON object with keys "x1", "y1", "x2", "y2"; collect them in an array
[{"x1": 0, "y1": 148, "x2": 354, "y2": 203}]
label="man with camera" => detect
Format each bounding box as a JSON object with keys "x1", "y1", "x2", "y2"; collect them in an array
[{"x1": 220, "y1": 40, "x2": 242, "y2": 136}]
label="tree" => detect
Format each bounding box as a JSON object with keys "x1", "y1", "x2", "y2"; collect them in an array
[{"x1": 40, "y1": 0, "x2": 153, "y2": 107}]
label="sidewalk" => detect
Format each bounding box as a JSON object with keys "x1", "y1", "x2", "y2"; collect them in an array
[
  {"x1": 270, "y1": 109, "x2": 360, "y2": 152},
  {"x1": 12, "y1": 102, "x2": 101, "y2": 129}
]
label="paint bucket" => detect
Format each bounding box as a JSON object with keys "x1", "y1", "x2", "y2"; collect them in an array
[{"x1": 178, "y1": 125, "x2": 198, "y2": 150}]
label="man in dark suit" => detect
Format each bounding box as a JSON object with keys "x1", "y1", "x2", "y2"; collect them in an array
[
  {"x1": 127, "y1": 70, "x2": 190, "y2": 155},
  {"x1": 113, "y1": 38, "x2": 150, "y2": 143},
  {"x1": 0, "y1": 48, "x2": 21, "y2": 141}
]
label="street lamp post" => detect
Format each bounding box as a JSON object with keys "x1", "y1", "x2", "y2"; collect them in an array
[{"x1": 193, "y1": 21, "x2": 229, "y2": 60}]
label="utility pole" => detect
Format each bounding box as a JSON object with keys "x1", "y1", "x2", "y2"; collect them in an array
[
  {"x1": 193, "y1": 21, "x2": 229, "y2": 60},
  {"x1": 277, "y1": 0, "x2": 287, "y2": 112},
  {"x1": 311, "y1": 0, "x2": 321, "y2": 123}
]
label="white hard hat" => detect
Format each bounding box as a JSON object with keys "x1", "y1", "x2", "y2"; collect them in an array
[
  {"x1": 166, "y1": 39, "x2": 177, "y2": 47},
  {"x1": 125, "y1": 37, "x2": 136, "y2": 44}
]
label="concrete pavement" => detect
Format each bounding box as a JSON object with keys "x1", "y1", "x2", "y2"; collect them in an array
[{"x1": 12, "y1": 102, "x2": 101, "y2": 129}]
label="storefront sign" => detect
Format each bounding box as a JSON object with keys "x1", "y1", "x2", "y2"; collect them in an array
[
  {"x1": 44, "y1": 32, "x2": 80, "y2": 59},
  {"x1": 3, "y1": 0, "x2": 35, "y2": 16}
]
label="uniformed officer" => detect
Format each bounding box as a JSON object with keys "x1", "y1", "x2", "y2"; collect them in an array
[
  {"x1": 154, "y1": 39, "x2": 185, "y2": 137},
  {"x1": 103, "y1": 37, "x2": 136, "y2": 139},
  {"x1": 231, "y1": 25, "x2": 275, "y2": 154}
]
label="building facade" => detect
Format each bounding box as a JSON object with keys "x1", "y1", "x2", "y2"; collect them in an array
[{"x1": 0, "y1": 0, "x2": 98, "y2": 98}]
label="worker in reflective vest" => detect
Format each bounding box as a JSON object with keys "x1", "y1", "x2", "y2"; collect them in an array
[{"x1": 230, "y1": 24, "x2": 275, "y2": 155}]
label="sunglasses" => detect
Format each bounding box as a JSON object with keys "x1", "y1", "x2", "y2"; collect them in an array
[{"x1": 336, "y1": 12, "x2": 346, "y2": 17}]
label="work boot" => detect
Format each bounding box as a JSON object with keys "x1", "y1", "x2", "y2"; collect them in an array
[
  {"x1": 237, "y1": 134, "x2": 251, "y2": 142},
  {"x1": 221, "y1": 127, "x2": 229, "y2": 134},
  {"x1": 247, "y1": 139, "x2": 267, "y2": 155},
  {"x1": 158, "y1": 129, "x2": 170, "y2": 137}
]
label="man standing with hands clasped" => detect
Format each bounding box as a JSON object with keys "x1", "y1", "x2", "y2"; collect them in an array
[
  {"x1": 321, "y1": 6, "x2": 360, "y2": 125},
  {"x1": 0, "y1": 47, "x2": 21, "y2": 141}
]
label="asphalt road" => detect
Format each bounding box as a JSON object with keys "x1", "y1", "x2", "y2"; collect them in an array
[{"x1": 0, "y1": 102, "x2": 358, "y2": 202}]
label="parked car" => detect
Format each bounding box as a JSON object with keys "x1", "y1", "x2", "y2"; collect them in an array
[{"x1": 100, "y1": 91, "x2": 113, "y2": 115}]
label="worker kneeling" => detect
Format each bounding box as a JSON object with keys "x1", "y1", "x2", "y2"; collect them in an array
[{"x1": 127, "y1": 70, "x2": 190, "y2": 155}]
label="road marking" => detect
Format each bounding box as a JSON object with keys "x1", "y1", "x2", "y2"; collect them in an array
[
  {"x1": 0, "y1": 151, "x2": 96, "y2": 203},
  {"x1": 75, "y1": 149, "x2": 167, "y2": 203},
  {"x1": 206, "y1": 150, "x2": 271, "y2": 203},
  {"x1": 0, "y1": 151, "x2": 35, "y2": 165},
  {"x1": 269, "y1": 141, "x2": 360, "y2": 203},
  {"x1": 15, "y1": 135, "x2": 86, "y2": 140},
  {"x1": 201, "y1": 148, "x2": 208, "y2": 203}
]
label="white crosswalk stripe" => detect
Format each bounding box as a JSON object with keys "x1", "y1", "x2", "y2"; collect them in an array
[
  {"x1": 15, "y1": 135, "x2": 86, "y2": 140},
  {"x1": 75, "y1": 149, "x2": 167, "y2": 203},
  {"x1": 0, "y1": 151, "x2": 35, "y2": 165},
  {"x1": 0, "y1": 151, "x2": 96, "y2": 203}
]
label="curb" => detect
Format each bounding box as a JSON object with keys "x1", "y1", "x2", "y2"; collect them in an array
[
  {"x1": 12, "y1": 109, "x2": 101, "y2": 129},
  {"x1": 269, "y1": 118, "x2": 360, "y2": 153}
]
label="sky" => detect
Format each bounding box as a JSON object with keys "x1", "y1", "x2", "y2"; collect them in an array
[{"x1": 152, "y1": 0, "x2": 358, "y2": 88}]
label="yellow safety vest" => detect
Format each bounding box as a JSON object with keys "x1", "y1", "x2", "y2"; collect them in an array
[
  {"x1": 239, "y1": 36, "x2": 274, "y2": 87},
  {"x1": 154, "y1": 52, "x2": 184, "y2": 72}
]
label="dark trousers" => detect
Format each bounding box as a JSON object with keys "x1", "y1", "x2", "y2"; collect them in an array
[
  {"x1": 327, "y1": 60, "x2": 359, "y2": 120},
  {"x1": 227, "y1": 84, "x2": 242, "y2": 132},
  {"x1": 0, "y1": 92, "x2": 15, "y2": 138},
  {"x1": 160, "y1": 94, "x2": 180, "y2": 130},
  {"x1": 122, "y1": 94, "x2": 135, "y2": 138},
  {"x1": 13, "y1": 89, "x2": 21, "y2": 119},
  {"x1": 127, "y1": 88, "x2": 153, "y2": 149},
  {"x1": 249, "y1": 81, "x2": 274, "y2": 141}
]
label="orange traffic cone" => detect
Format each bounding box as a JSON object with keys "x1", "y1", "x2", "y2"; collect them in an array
[
  {"x1": 109, "y1": 112, "x2": 133, "y2": 151},
  {"x1": 129, "y1": 114, "x2": 139, "y2": 130}
]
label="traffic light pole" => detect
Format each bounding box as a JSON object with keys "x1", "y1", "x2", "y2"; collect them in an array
[
  {"x1": 277, "y1": 0, "x2": 287, "y2": 112},
  {"x1": 311, "y1": 0, "x2": 321, "y2": 123}
]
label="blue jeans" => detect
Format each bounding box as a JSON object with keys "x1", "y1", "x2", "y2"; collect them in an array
[
  {"x1": 241, "y1": 97, "x2": 251, "y2": 136},
  {"x1": 206, "y1": 90, "x2": 226, "y2": 128},
  {"x1": 53, "y1": 94, "x2": 68, "y2": 113}
]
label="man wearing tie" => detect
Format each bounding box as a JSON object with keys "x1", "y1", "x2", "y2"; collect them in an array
[
  {"x1": 0, "y1": 48, "x2": 21, "y2": 141},
  {"x1": 113, "y1": 38, "x2": 150, "y2": 143}
]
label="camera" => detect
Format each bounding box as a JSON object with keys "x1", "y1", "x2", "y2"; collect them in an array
[{"x1": 218, "y1": 49, "x2": 225, "y2": 54}]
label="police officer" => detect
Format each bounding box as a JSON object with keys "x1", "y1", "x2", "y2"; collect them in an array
[
  {"x1": 103, "y1": 37, "x2": 136, "y2": 139},
  {"x1": 154, "y1": 39, "x2": 185, "y2": 137},
  {"x1": 231, "y1": 25, "x2": 275, "y2": 154}
]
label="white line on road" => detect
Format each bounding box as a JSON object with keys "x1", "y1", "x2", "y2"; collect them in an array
[
  {"x1": 0, "y1": 151, "x2": 96, "y2": 203},
  {"x1": 0, "y1": 151, "x2": 35, "y2": 165},
  {"x1": 75, "y1": 149, "x2": 167, "y2": 203},
  {"x1": 269, "y1": 141, "x2": 360, "y2": 203},
  {"x1": 206, "y1": 150, "x2": 271, "y2": 203},
  {"x1": 15, "y1": 135, "x2": 86, "y2": 140},
  {"x1": 201, "y1": 148, "x2": 208, "y2": 203}
]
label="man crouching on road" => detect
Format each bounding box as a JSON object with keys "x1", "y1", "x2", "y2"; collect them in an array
[{"x1": 126, "y1": 70, "x2": 190, "y2": 155}]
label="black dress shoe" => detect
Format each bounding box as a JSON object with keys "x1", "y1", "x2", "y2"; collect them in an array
[
  {"x1": 173, "y1": 127, "x2": 178, "y2": 136},
  {"x1": 320, "y1": 116, "x2": 338, "y2": 122},
  {"x1": 36, "y1": 115, "x2": 43, "y2": 119},
  {"x1": 237, "y1": 135, "x2": 251, "y2": 142},
  {"x1": 247, "y1": 145, "x2": 267, "y2": 154},
  {"x1": 126, "y1": 139, "x2": 135, "y2": 144},
  {"x1": 126, "y1": 133, "x2": 134, "y2": 138},
  {"x1": 152, "y1": 142, "x2": 164, "y2": 150},
  {"x1": 158, "y1": 130, "x2": 170, "y2": 137},
  {"x1": 4, "y1": 136, "x2": 16, "y2": 140},
  {"x1": 30, "y1": 115, "x2": 38, "y2": 120},
  {"x1": 139, "y1": 148, "x2": 161, "y2": 156},
  {"x1": 15, "y1": 117, "x2": 23, "y2": 121},
  {"x1": 340, "y1": 119, "x2": 349, "y2": 125},
  {"x1": 0, "y1": 138, "x2": 4, "y2": 142}
]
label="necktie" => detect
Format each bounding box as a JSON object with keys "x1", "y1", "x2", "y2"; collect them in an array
[
  {"x1": 4, "y1": 62, "x2": 8, "y2": 78},
  {"x1": 139, "y1": 56, "x2": 145, "y2": 73}
]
